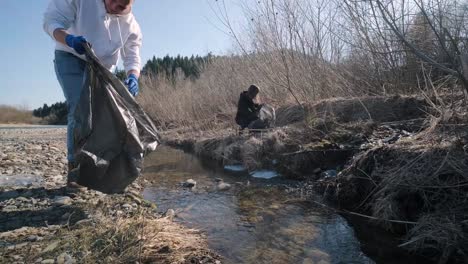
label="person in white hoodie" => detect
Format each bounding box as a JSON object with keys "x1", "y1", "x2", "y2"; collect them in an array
[{"x1": 43, "y1": 0, "x2": 142, "y2": 174}]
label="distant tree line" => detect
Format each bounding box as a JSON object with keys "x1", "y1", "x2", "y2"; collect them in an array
[
  {"x1": 115, "y1": 54, "x2": 213, "y2": 82},
  {"x1": 142, "y1": 53, "x2": 213, "y2": 79},
  {"x1": 32, "y1": 102, "x2": 67, "y2": 125}
]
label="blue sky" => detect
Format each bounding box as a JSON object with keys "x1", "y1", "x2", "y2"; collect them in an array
[{"x1": 0, "y1": 0, "x2": 242, "y2": 109}]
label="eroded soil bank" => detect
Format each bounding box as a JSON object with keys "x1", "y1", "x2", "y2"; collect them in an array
[{"x1": 162, "y1": 95, "x2": 468, "y2": 263}]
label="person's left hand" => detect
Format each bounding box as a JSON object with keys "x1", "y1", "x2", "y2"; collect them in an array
[{"x1": 125, "y1": 74, "x2": 139, "y2": 96}]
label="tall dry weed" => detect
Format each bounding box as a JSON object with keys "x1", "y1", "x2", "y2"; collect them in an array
[{"x1": 0, "y1": 105, "x2": 39, "y2": 124}]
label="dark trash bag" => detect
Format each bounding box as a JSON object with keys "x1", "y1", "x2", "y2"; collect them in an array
[{"x1": 72, "y1": 45, "x2": 160, "y2": 194}]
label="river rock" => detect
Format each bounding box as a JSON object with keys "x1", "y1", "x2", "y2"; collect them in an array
[
  {"x1": 3, "y1": 205, "x2": 18, "y2": 212},
  {"x1": 16, "y1": 197, "x2": 29, "y2": 203},
  {"x1": 164, "y1": 209, "x2": 176, "y2": 220},
  {"x1": 61, "y1": 213, "x2": 71, "y2": 220},
  {"x1": 126, "y1": 193, "x2": 142, "y2": 205},
  {"x1": 57, "y1": 253, "x2": 75, "y2": 264},
  {"x1": 25, "y1": 144, "x2": 42, "y2": 151},
  {"x1": 49, "y1": 146, "x2": 60, "y2": 152},
  {"x1": 15, "y1": 242, "x2": 29, "y2": 249},
  {"x1": 28, "y1": 235, "x2": 39, "y2": 242},
  {"x1": 127, "y1": 190, "x2": 141, "y2": 198},
  {"x1": 52, "y1": 196, "x2": 72, "y2": 206},
  {"x1": 122, "y1": 203, "x2": 132, "y2": 210},
  {"x1": 183, "y1": 179, "x2": 196, "y2": 188},
  {"x1": 74, "y1": 219, "x2": 93, "y2": 228},
  {"x1": 217, "y1": 182, "x2": 231, "y2": 191},
  {"x1": 41, "y1": 240, "x2": 60, "y2": 254}
]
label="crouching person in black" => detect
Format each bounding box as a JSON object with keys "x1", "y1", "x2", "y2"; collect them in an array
[{"x1": 235, "y1": 85, "x2": 268, "y2": 130}]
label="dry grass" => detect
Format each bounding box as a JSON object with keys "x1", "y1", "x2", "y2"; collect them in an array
[
  {"x1": 65, "y1": 215, "x2": 212, "y2": 264},
  {"x1": 136, "y1": 1, "x2": 468, "y2": 260},
  {"x1": 190, "y1": 127, "x2": 289, "y2": 172},
  {"x1": 0, "y1": 195, "x2": 218, "y2": 264},
  {"x1": 60, "y1": 213, "x2": 151, "y2": 263},
  {"x1": 137, "y1": 56, "x2": 298, "y2": 132},
  {"x1": 137, "y1": 51, "x2": 374, "y2": 133},
  {"x1": 137, "y1": 0, "x2": 467, "y2": 136},
  {"x1": 331, "y1": 107, "x2": 468, "y2": 262},
  {"x1": 404, "y1": 214, "x2": 468, "y2": 263},
  {"x1": 0, "y1": 105, "x2": 39, "y2": 124},
  {"x1": 241, "y1": 137, "x2": 264, "y2": 170}
]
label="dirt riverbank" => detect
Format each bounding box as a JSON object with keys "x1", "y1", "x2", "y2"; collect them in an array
[{"x1": 0, "y1": 126, "x2": 220, "y2": 264}]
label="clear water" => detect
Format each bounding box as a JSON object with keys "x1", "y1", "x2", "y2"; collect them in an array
[
  {"x1": 0, "y1": 174, "x2": 43, "y2": 187},
  {"x1": 142, "y1": 146, "x2": 427, "y2": 264},
  {"x1": 250, "y1": 170, "x2": 280, "y2": 179}
]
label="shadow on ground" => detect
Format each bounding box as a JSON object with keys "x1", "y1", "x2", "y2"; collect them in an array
[{"x1": 0, "y1": 187, "x2": 87, "y2": 232}]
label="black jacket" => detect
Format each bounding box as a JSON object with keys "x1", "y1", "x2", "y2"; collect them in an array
[{"x1": 235, "y1": 91, "x2": 261, "y2": 128}]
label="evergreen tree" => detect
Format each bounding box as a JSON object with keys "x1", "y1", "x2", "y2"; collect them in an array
[{"x1": 141, "y1": 53, "x2": 214, "y2": 80}]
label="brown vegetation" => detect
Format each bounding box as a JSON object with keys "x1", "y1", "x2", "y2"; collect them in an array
[
  {"x1": 320, "y1": 106, "x2": 468, "y2": 263},
  {"x1": 0, "y1": 105, "x2": 39, "y2": 124},
  {"x1": 0, "y1": 190, "x2": 220, "y2": 264},
  {"x1": 162, "y1": 93, "x2": 468, "y2": 262},
  {"x1": 136, "y1": 0, "x2": 468, "y2": 262},
  {"x1": 138, "y1": 0, "x2": 467, "y2": 134}
]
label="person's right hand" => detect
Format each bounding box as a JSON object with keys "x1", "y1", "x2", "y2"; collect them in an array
[{"x1": 65, "y1": 34, "x2": 88, "y2": 55}]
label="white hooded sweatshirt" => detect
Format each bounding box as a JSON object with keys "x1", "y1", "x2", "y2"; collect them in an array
[{"x1": 43, "y1": 0, "x2": 142, "y2": 73}]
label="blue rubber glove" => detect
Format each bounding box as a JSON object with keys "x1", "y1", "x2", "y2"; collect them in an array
[
  {"x1": 125, "y1": 74, "x2": 139, "y2": 96},
  {"x1": 65, "y1": 34, "x2": 87, "y2": 55}
]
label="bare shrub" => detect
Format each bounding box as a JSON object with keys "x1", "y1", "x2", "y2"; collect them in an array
[{"x1": 139, "y1": 0, "x2": 468, "y2": 132}]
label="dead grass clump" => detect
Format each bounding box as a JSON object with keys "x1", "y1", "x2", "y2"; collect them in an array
[
  {"x1": 264, "y1": 129, "x2": 288, "y2": 153},
  {"x1": 189, "y1": 128, "x2": 290, "y2": 170},
  {"x1": 9, "y1": 202, "x2": 218, "y2": 264},
  {"x1": 404, "y1": 213, "x2": 468, "y2": 263},
  {"x1": 221, "y1": 140, "x2": 243, "y2": 164},
  {"x1": 194, "y1": 138, "x2": 224, "y2": 161},
  {"x1": 241, "y1": 137, "x2": 264, "y2": 171},
  {"x1": 240, "y1": 130, "x2": 289, "y2": 171},
  {"x1": 193, "y1": 135, "x2": 246, "y2": 164},
  {"x1": 74, "y1": 215, "x2": 150, "y2": 263},
  {"x1": 275, "y1": 105, "x2": 306, "y2": 127},
  {"x1": 309, "y1": 95, "x2": 429, "y2": 123},
  {"x1": 0, "y1": 105, "x2": 39, "y2": 124},
  {"x1": 335, "y1": 137, "x2": 468, "y2": 262},
  {"x1": 50, "y1": 215, "x2": 215, "y2": 264}
]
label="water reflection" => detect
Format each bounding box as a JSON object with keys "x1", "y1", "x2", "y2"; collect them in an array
[{"x1": 142, "y1": 147, "x2": 374, "y2": 264}]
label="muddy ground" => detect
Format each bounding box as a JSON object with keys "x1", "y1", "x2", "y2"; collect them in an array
[{"x1": 0, "y1": 126, "x2": 220, "y2": 264}]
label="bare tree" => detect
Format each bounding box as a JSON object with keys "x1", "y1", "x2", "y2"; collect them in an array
[{"x1": 368, "y1": 0, "x2": 468, "y2": 92}]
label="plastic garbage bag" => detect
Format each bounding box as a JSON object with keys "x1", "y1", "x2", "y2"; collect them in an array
[
  {"x1": 259, "y1": 104, "x2": 276, "y2": 127},
  {"x1": 72, "y1": 45, "x2": 160, "y2": 193}
]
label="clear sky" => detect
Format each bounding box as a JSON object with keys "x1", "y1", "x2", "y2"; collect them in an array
[{"x1": 0, "y1": 0, "x2": 242, "y2": 109}]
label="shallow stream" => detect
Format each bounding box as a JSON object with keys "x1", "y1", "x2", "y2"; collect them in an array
[{"x1": 143, "y1": 146, "x2": 424, "y2": 264}]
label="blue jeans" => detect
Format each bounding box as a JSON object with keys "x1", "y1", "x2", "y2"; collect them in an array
[{"x1": 54, "y1": 50, "x2": 86, "y2": 163}]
